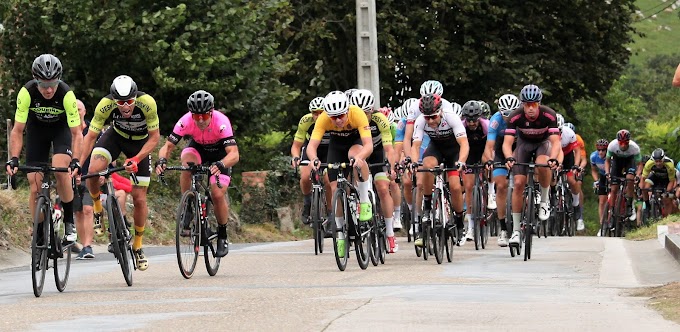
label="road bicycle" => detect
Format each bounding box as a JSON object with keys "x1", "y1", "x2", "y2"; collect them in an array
[{"x1": 508, "y1": 162, "x2": 551, "y2": 261}]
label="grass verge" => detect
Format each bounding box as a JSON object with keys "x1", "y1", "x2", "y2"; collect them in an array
[
  {"x1": 630, "y1": 282, "x2": 680, "y2": 324},
  {"x1": 626, "y1": 214, "x2": 680, "y2": 241}
]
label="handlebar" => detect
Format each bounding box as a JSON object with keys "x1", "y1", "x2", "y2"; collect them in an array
[
  {"x1": 159, "y1": 162, "x2": 222, "y2": 189},
  {"x1": 81, "y1": 164, "x2": 139, "y2": 186}
]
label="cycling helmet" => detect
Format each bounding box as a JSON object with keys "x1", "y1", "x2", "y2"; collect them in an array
[
  {"x1": 519, "y1": 84, "x2": 543, "y2": 102},
  {"x1": 595, "y1": 138, "x2": 609, "y2": 149},
  {"x1": 420, "y1": 80, "x2": 444, "y2": 97},
  {"x1": 419, "y1": 94, "x2": 443, "y2": 116},
  {"x1": 461, "y1": 100, "x2": 483, "y2": 120},
  {"x1": 377, "y1": 106, "x2": 394, "y2": 122},
  {"x1": 32, "y1": 54, "x2": 63, "y2": 81},
  {"x1": 565, "y1": 122, "x2": 576, "y2": 132},
  {"x1": 478, "y1": 101, "x2": 491, "y2": 119},
  {"x1": 616, "y1": 129, "x2": 631, "y2": 142},
  {"x1": 652, "y1": 148, "x2": 665, "y2": 161},
  {"x1": 187, "y1": 90, "x2": 214, "y2": 114},
  {"x1": 350, "y1": 89, "x2": 375, "y2": 112},
  {"x1": 110, "y1": 75, "x2": 138, "y2": 100},
  {"x1": 344, "y1": 88, "x2": 357, "y2": 99},
  {"x1": 452, "y1": 102, "x2": 463, "y2": 117},
  {"x1": 308, "y1": 97, "x2": 324, "y2": 112},
  {"x1": 402, "y1": 98, "x2": 419, "y2": 113},
  {"x1": 323, "y1": 91, "x2": 349, "y2": 116},
  {"x1": 393, "y1": 106, "x2": 409, "y2": 122},
  {"x1": 556, "y1": 114, "x2": 565, "y2": 128},
  {"x1": 498, "y1": 94, "x2": 521, "y2": 116}
]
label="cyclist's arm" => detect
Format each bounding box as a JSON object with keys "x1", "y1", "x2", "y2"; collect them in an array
[
  {"x1": 591, "y1": 165, "x2": 600, "y2": 182},
  {"x1": 69, "y1": 126, "x2": 83, "y2": 162},
  {"x1": 641, "y1": 160, "x2": 652, "y2": 179},
  {"x1": 81, "y1": 97, "x2": 111, "y2": 162},
  {"x1": 483, "y1": 139, "x2": 495, "y2": 163},
  {"x1": 158, "y1": 139, "x2": 176, "y2": 160},
  {"x1": 411, "y1": 140, "x2": 422, "y2": 162},
  {"x1": 604, "y1": 157, "x2": 611, "y2": 175},
  {"x1": 573, "y1": 145, "x2": 581, "y2": 168},
  {"x1": 306, "y1": 139, "x2": 320, "y2": 163},
  {"x1": 403, "y1": 122, "x2": 414, "y2": 160},
  {"x1": 80, "y1": 129, "x2": 99, "y2": 164},
  {"x1": 132, "y1": 128, "x2": 160, "y2": 161},
  {"x1": 357, "y1": 136, "x2": 374, "y2": 160},
  {"x1": 457, "y1": 136, "x2": 469, "y2": 165},
  {"x1": 557, "y1": 149, "x2": 564, "y2": 164},
  {"x1": 8, "y1": 121, "x2": 25, "y2": 159},
  {"x1": 291, "y1": 140, "x2": 304, "y2": 159},
  {"x1": 64, "y1": 91, "x2": 82, "y2": 160},
  {"x1": 549, "y1": 134, "x2": 560, "y2": 161},
  {"x1": 221, "y1": 144, "x2": 239, "y2": 168},
  {"x1": 502, "y1": 135, "x2": 514, "y2": 160},
  {"x1": 292, "y1": 115, "x2": 312, "y2": 159}
]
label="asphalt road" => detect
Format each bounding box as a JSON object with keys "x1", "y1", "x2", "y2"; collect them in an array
[{"x1": 0, "y1": 236, "x2": 678, "y2": 331}]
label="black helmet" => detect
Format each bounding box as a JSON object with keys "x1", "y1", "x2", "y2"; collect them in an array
[
  {"x1": 461, "y1": 100, "x2": 483, "y2": 120},
  {"x1": 419, "y1": 93, "x2": 442, "y2": 116},
  {"x1": 32, "y1": 54, "x2": 63, "y2": 80},
  {"x1": 652, "y1": 148, "x2": 665, "y2": 161},
  {"x1": 187, "y1": 90, "x2": 215, "y2": 114},
  {"x1": 110, "y1": 75, "x2": 138, "y2": 100}
]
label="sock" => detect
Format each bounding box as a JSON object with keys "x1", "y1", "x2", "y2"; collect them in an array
[
  {"x1": 394, "y1": 206, "x2": 401, "y2": 220},
  {"x1": 499, "y1": 218, "x2": 507, "y2": 231},
  {"x1": 512, "y1": 212, "x2": 521, "y2": 232},
  {"x1": 407, "y1": 203, "x2": 412, "y2": 212},
  {"x1": 466, "y1": 214, "x2": 473, "y2": 229},
  {"x1": 218, "y1": 224, "x2": 227, "y2": 239},
  {"x1": 488, "y1": 182, "x2": 496, "y2": 195},
  {"x1": 61, "y1": 200, "x2": 74, "y2": 226},
  {"x1": 423, "y1": 195, "x2": 432, "y2": 210},
  {"x1": 303, "y1": 194, "x2": 311, "y2": 205},
  {"x1": 335, "y1": 216, "x2": 344, "y2": 233},
  {"x1": 455, "y1": 212, "x2": 465, "y2": 228},
  {"x1": 133, "y1": 225, "x2": 144, "y2": 250},
  {"x1": 358, "y1": 180, "x2": 370, "y2": 203},
  {"x1": 541, "y1": 186, "x2": 550, "y2": 203},
  {"x1": 571, "y1": 193, "x2": 580, "y2": 206},
  {"x1": 91, "y1": 191, "x2": 102, "y2": 213},
  {"x1": 386, "y1": 217, "x2": 394, "y2": 237}
]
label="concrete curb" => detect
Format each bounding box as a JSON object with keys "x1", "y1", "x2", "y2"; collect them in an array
[{"x1": 665, "y1": 234, "x2": 680, "y2": 265}]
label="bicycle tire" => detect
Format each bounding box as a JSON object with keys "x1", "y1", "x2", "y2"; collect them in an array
[
  {"x1": 412, "y1": 188, "x2": 422, "y2": 257},
  {"x1": 473, "y1": 185, "x2": 481, "y2": 250},
  {"x1": 331, "y1": 189, "x2": 349, "y2": 271},
  {"x1": 318, "y1": 188, "x2": 327, "y2": 254},
  {"x1": 311, "y1": 189, "x2": 322, "y2": 255},
  {"x1": 564, "y1": 189, "x2": 573, "y2": 237},
  {"x1": 31, "y1": 197, "x2": 49, "y2": 297},
  {"x1": 401, "y1": 199, "x2": 411, "y2": 243},
  {"x1": 524, "y1": 188, "x2": 534, "y2": 261},
  {"x1": 204, "y1": 196, "x2": 221, "y2": 276},
  {"x1": 109, "y1": 195, "x2": 134, "y2": 286},
  {"x1": 432, "y1": 189, "x2": 445, "y2": 264},
  {"x1": 614, "y1": 193, "x2": 626, "y2": 238},
  {"x1": 355, "y1": 204, "x2": 371, "y2": 270},
  {"x1": 176, "y1": 190, "x2": 199, "y2": 279},
  {"x1": 599, "y1": 201, "x2": 610, "y2": 237},
  {"x1": 421, "y1": 207, "x2": 430, "y2": 261},
  {"x1": 53, "y1": 201, "x2": 71, "y2": 292}
]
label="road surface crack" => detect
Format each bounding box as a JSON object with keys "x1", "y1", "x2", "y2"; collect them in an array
[{"x1": 321, "y1": 298, "x2": 373, "y2": 331}]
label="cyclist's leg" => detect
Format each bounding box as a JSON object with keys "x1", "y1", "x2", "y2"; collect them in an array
[
  {"x1": 535, "y1": 142, "x2": 552, "y2": 221},
  {"x1": 122, "y1": 137, "x2": 152, "y2": 270},
  {"x1": 210, "y1": 171, "x2": 231, "y2": 257},
  {"x1": 87, "y1": 129, "x2": 120, "y2": 217},
  {"x1": 462, "y1": 170, "x2": 475, "y2": 237},
  {"x1": 511, "y1": 139, "x2": 530, "y2": 236},
  {"x1": 299, "y1": 145, "x2": 313, "y2": 223},
  {"x1": 390, "y1": 179, "x2": 402, "y2": 229},
  {"x1": 348, "y1": 142, "x2": 372, "y2": 220},
  {"x1": 24, "y1": 123, "x2": 54, "y2": 221},
  {"x1": 493, "y1": 169, "x2": 510, "y2": 245},
  {"x1": 180, "y1": 142, "x2": 203, "y2": 193}
]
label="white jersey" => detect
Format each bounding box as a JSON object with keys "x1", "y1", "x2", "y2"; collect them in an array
[
  {"x1": 560, "y1": 126, "x2": 577, "y2": 148},
  {"x1": 407, "y1": 97, "x2": 455, "y2": 122},
  {"x1": 607, "y1": 140, "x2": 641, "y2": 158},
  {"x1": 412, "y1": 109, "x2": 467, "y2": 142}
]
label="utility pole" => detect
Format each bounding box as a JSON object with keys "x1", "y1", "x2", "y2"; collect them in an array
[{"x1": 356, "y1": 0, "x2": 380, "y2": 107}]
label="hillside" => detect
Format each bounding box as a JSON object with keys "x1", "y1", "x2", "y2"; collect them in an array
[{"x1": 629, "y1": 0, "x2": 680, "y2": 66}]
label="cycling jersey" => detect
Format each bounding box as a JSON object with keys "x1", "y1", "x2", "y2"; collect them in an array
[
  {"x1": 560, "y1": 126, "x2": 578, "y2": 154},
  {"x1": 90, "y1": 92, "x2": 160, "y2": 140},
  {"x1": 505, "y1": 105, "x2": 559, "y2": 142},
  {"x1": 15, "y1": 80, "x2": 80, "y2": 127},
  {"x1": 606, "y1": 140, "x2": 641, "y2": 161},
  {"x1": 590, "y1": 151, "x2": 606, "y2": 175},
  {"x1": 642, "y1": 157, "x2": 676, "y2": 180},
  {"x1": 464, "y1": 118, "x2": 489, "y2": 163},
  {"x1": 310, "y1": 105, "x2": 371, "y2": 142},
  {"x1": 487, "y1": 111, "x2": 507, "y2": 142},
  {"x1": 367, "y1": 112, "x2": 393, "y2": 148},
  {"x1": 168, "y1": 111, "x2": 237, "y2": 153},
  {"x1": 395, "y1": 117, "x2": 429, "y2": 162},
  {"x1": 412, "y1": 109, "x2": 467, "y2": 143},
  {"x1": 406, "y1": 97, "x2": 456, "y2": 123},
  {"x1": 293, "y1": 113, "x2": 330, "y2": 145},
  {"x1": 576, "y1": 134, "x2": 586, "y2": 159}
]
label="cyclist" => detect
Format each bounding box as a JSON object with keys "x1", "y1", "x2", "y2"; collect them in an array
[
  {"x1": 155, "y1": 90, "x2": 239, "y2": 257},
  {"x1": 565, "y1": 122, "x2": 588, "y2": 230},
  {"x1": 74, "y1": 99, "x2": 96, "y2": 259},
  {"x1": 460, "y1": 101, "x2": 490, "y2": 242},
  {"x1": 411, "y1": 93, "x2": 469, "y2": 246},
  {"x1": 290, "y1": 97, "x2": 331, "y2": 225},
  {"x1": 555, "y1": 118, "x2": 583, "y2": 232},
  {"x1": 603, "y1": 129, "x2": 642, "y2": 224},
  {"x1": 350, "y1": 89, "x2": 398, "y2": 252},
  {"x1": 503, "y1": 84, "x2": 561, "y2": 246},
  {"x1": 378, "y1": 105, "x2": 404, "y2": 232},
  {"x1": 306, "y1": 91, "x2": 374, "y2": 258},
  {"x1": 590, "y1": 139, "x2": 609, "y2": 236},
  {"x1": 640, "y1": 148, "x2": 676, "y2": 221},
  {"x1": 80, "y1": 75, "x2": 160, "y2": 271},
  {"x1": 478, "y1": 100, "x2": 491, "y2": 120},
  {"x1": 484, "y1": 93, "x2": 521, "y2": 246},
  {"x1": 6, "y1": 54, "x2": 82, "y2": 245},
  {"x1": 393, "y1": 98, "x2": 423, "y2": 236}
]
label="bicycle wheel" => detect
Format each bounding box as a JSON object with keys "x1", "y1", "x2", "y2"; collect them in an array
[
  {"x1": 432, "y1": 190, "x2": 445, "y2": 264},
  {"x1": 472, "y1": 186, "x2": 481, "y2": 250},
  {"x1": 368, "y1": 192, "x2": 380, "y2": 267},
  {"x1": 523, "y1": 189, "x2": 534, "y2": 261},
  {"x1": 31, "y1": 197, "x2": 49, "y2": 297},
  {"x1": 204, "y1": 196, "x2": 222, "y2": 276},
  {"x1": 614, "y1": 194, "x2": 626, "y2": 238},
  {"x1": 109, "y1": 195, "x2": 134, "y2": 286},
  {"x1": 53, "y1": 205, "x2": 71, "y2": 292},
  {"x1": 421, "y1": 209, "x2": 430, "y2": 261},
  {"x1": 331, "y1": 189, "x2": 349, "y2": 271},
  {"x1": 599, "y1": 202, "x2": 610, "y2": 237},
  {"x1": 401, "y1": 199, "x2": 411, "y2": 242},
  {"x1": 412, "y1": 188, "x2": 422, "y2": 257},
  {"x1": 176, "y1": 190, "x2": 199, "y2": 279},
  {"x1": 378, "y1": 220, "x2": 386, "y2": 264},
  {"x1": 311, "y1": 189, "x2": 322, "y2": 255},
  {"x1": 354, "y1": 208, "x2": 371, "y2": 270}
]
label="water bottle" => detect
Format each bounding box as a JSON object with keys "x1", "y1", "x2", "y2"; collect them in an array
[
  {"x1": 201, "y1": 202, "x2": 207, "y2": 219},
  {"x1": 52, "y1": 203, "x2": 63, "y2": 229}
]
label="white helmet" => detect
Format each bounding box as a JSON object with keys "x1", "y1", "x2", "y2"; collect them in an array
[
  {"x1": 420, "y1": 80, "x2": 444, "y2": 97},
  {"x1": 452, "y1": 102, "x2": 462, "y2": 117},
  {"x1": 401, "y1": 98, "x2": 419, "y2": 113},
  {"x1": 393, "y1": 106, "x2": 407, "y2": 121},
  {"x1": 308, "y1": 97, "x2": 324, "y2": 112},
  {"x1": 556, "y1": 113, "x2": 565, "y2": 127},
  {"x1": 497, "y1": 93, "x2": 521, "y2": 116},
  {"x1": 350, "y1": 89, "x2": 375, "y2": 112},
  {"x1": 323, "y1": 91, "x2": 349, "y2": 116}
]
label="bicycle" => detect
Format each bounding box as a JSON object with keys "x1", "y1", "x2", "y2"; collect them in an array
[
  {"x1": 367, "y1": 160, "x2": 391, "y2": 266},
  {"x1": 394, "y1": 162, "x2": 412, "y2": 243},
  {"x1": 161, "y1": 162, "x2": 226, "y2": 279},
  {"x1": 416, "y1": 163, "x2": 460, "y2": 264},
  {"x1": 13, "y1": 164, "x2": 75, "y2": 297},
  {"x1": 297, "y1": 160, "x2": 330, "y2": 256},
  {"x1": 467, "y1": 164, "x2": 491, "y2": 250},
  {"x1": 325, "y1": 161, "x2": 371, "y2": 271},
  {"x1": 554, "y1": 168, "x2": 577, "y2": 237},
  {"x1": 508, "y1": 162, "x2": 552, "y2": 261},
  {"x1": 639, "y1": 187, "x2": 667, "y2": 226},
  {"x1": 601, "y1": 173, "x2": 635, "y2": 238},
  {"x1": 81, "y1": 165, "x2": 138, "y2": 286}
]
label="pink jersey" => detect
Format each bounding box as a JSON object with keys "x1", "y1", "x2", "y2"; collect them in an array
[{"x1": 168, "y1": 111, "x2": 236, "y2": 152}]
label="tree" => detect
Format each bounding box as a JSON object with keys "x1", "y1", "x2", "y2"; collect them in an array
[{"x1": 0, "y1": 0, "x2": 298, "y2": 139}]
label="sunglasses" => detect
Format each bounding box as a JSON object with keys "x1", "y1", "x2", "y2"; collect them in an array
[
  {"x1": 524, "y1": 102, "x2": 539, "y2": 108},
  {"x1": 115, "y1": 98, "x2": 136, "y2": 106},
  {"x1": 597, "y1": 149, "x2": 606, "y2": 152},
  {"x1": 37, "y1": 80, "x2": 60, "y2": 88},
  {"x1": 329, "y1": 113, "x2": 347, "y2": 121},
  {"x1": 311, "y1": 110, "x2": 323, "y2": 116},
  {"x1": 465, "y1": 117, "x2": 479, "y2": 123},
  {"x1": 424, "y1": 114, "x2": 439, "y2": 121},
  {"x1": 192, "y1": 113, "x2": 211, "y2": 121}
]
